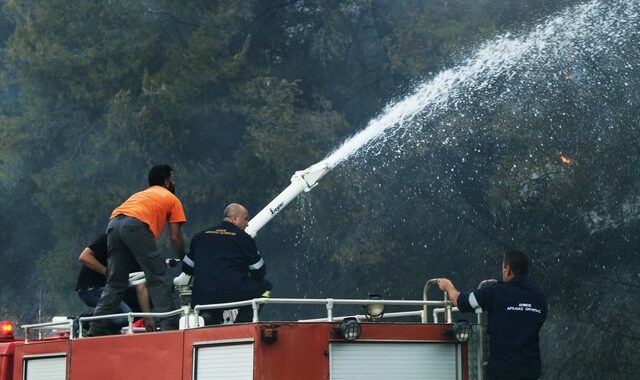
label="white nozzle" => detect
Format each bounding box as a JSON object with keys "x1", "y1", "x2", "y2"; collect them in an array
[{"x1": 245, "y1": 161, "x2": 331, "y2": 237}]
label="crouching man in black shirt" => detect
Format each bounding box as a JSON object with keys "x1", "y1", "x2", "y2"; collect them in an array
[{"x1": 76, "y1": 233, "x2": 154, "y2": 331}]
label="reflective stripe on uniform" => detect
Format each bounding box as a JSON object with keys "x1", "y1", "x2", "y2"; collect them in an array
[
  {"x1": 249, "y1": 258, "x2": 264, "y2": 270},
  {"x1": 183, "y1": 255, "x2": 195, "y2": 268},
  {"x1": 469, "y1": 292, "x2": 483, "y2": 313}
]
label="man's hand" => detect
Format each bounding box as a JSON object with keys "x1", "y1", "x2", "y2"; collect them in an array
[
  {"x1": 436, "y1": 278, "x2": 460, "y2": 306},
  {"x1": 437, "y1": 278, "x2": 454, "y2": 293},
  {"x1": 144, "y1": 318, "x2": 156, "y2": 332}
]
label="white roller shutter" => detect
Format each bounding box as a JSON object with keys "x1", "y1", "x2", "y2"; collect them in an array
[
  {"x1": 194, "y1": 343, "x2": 253, "y2": 380},
  {"x1": 24, "y1": 355, "x2": 66, "y2": 380},
  {"x1": 330, "y1": 342, "x2": 461, "y2": 380}
]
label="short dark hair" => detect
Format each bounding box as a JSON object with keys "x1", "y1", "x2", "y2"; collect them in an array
[
  {"x1": 148, "y1": 164, "x2": 173, "y2": 187},
  {"x1": 504, "y1": 250, "x2": 529, "y2": 277}
]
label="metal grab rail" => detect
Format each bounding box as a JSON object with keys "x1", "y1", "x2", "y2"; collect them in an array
[
  {"x1": 194, "y1": 298, "x2": 448, "y2": 326},
  {"x1": 426, "y1": 278, "x2": 498, "y2": 322},
  {"x1": 432, "y1": 307, "x2": 460, "y2": 323},
  {"x1": 22, "y1": 319, "x2": 75, "y2": 343},
  {"x1": 299, "y1": 310, "x2": 424, "y2": 323},
  {"x1": 423, "y1": 278, "x2": 454, "y2": 323},
  {"x1": 474, "y1": 279, "x2": 497, "y2": 380},
  {"x1": 77, "y1": 307, "x2": 191, "y2": 338},
  {"x1": 24, "y1": 297, "x2": 453, "y2": 340},
  {"x1": 429, "y1": 278, "x2": 497, "y2": 380}
]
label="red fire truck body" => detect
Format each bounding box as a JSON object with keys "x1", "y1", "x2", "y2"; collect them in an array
[
  {"x1": 2, "y1": 320, "x2": 468, "y2": 380},
  {"x1": 0, "y1": 339, "x2": 16, "y2": 380},
  {"x1": 0, "y1": 161, "x2": 477, "y2": 380}
]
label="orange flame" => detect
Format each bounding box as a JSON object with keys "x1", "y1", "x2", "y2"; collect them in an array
[{"x1": 559, "y1": 155, "x2": 574, "y2": 165}]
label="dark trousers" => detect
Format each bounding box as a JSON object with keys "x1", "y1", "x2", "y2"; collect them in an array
[
  {"x1": 78, "y1": 286, "x2": 141, "y2": 311},
  {"x1": 90, "y1": 216, "x2": 175, "y2": 333},
  {"x1": 199, "y1": 280, "x2": 271, "y2": 325},
  {"x1": 78, "y1": 287, "x2": 131, "y2": 327},
  {"x1": 201, "y1": 305, "x2": 257, "y2": 325}
]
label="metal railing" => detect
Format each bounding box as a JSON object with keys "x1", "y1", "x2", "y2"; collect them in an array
[
  {"x1": 21, "y1": 277, "x2": 498, "y2": 380},
  {"x1": 300, "y1": 310, "x2": 424, "y2": 323},
  {"x1": 194, "y1": 298, "x2": 448, "y2": 326},
  {"x1": 22, "y1": 298, "x2": 449, "y2": 341},
  {"x1": 423, "y1": 278, "x2": 455, "y2": 323},
  {"x1": 428, "y1": 278, "x2": 497, "y2": 380},
  {"x1": 22, "y1": 319, "x2": 74, "y2": 343},
  {"x1": 77, "y1": 307, "x2": 190, "y2": 337},
  {"x1": 23, "y1": 280, "x2": 495, "y2": 342}
]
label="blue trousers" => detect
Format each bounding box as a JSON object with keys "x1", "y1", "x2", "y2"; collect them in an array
[{"x1": 78, "y1": 287, "x2": 131, "y2": 326}]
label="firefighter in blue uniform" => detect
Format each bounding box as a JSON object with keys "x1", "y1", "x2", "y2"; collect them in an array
[
  {"x1": 183, "y1": 203, "x2": 271, "y2": 324},
  {"x1": 438, "y1": 250, "x2": 547, "y2": 380}
]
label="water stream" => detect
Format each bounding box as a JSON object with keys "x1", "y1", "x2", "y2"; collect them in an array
[{"x1": 321, "y1": 0, "x2": 639, "y2": 169}]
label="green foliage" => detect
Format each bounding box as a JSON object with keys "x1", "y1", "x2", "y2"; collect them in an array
[{"x1": 0, "y1": 1, "x2": 636, "y2": 377}]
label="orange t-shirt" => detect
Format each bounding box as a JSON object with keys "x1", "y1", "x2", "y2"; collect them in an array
[{"x1": 111, "y1": 186, "x2": 187, "y2": 239}]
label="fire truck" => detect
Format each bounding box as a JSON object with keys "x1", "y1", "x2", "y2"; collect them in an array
[
  {"x1": 0, "y1": 162, "x2": 486, "y2": 380},
  {"x1": 1, "y1": 283, "x2": 479, "y2": 380}
]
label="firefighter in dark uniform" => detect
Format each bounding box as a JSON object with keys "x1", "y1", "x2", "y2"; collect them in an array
[
  {"x1": 438, "y1": 250, "x2": 547, "y2": 380},
  {"x1": 184, "y1": 203, "x2": 271, "y2": 324}
]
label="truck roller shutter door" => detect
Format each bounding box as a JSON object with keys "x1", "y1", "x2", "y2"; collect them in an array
[
  {"x1": 194, "y1": 343, "x2": 253, "y2": 380},
  {"x1": 330, "y1": 342, "x2": 461, "y2": 380},
  {"x1": 24, "y1": 355, "x2": 66, "y2": 380}
]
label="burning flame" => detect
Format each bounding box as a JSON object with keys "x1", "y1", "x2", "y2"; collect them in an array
[{"x1": 559, "y1": 154, "x2": 574, "y2": 165}]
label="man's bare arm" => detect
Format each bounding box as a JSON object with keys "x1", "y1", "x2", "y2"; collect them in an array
[
  {"x1": 79, "y1": 247, "x2": 107, "y2": 276},
  {"x1": 169, "y1": 222, "x2": 186, "y2": 259},
  {"x1": 135, "y1": 284, "x2": 155, "y2": 331},
  {"x1": 437, "y1": 278, "x2": 460, "y2": 306}
]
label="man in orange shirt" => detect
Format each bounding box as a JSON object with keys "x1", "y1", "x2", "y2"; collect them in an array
[{"x1": 88, "y1": 164, "x2": 187, "y2": 336}]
